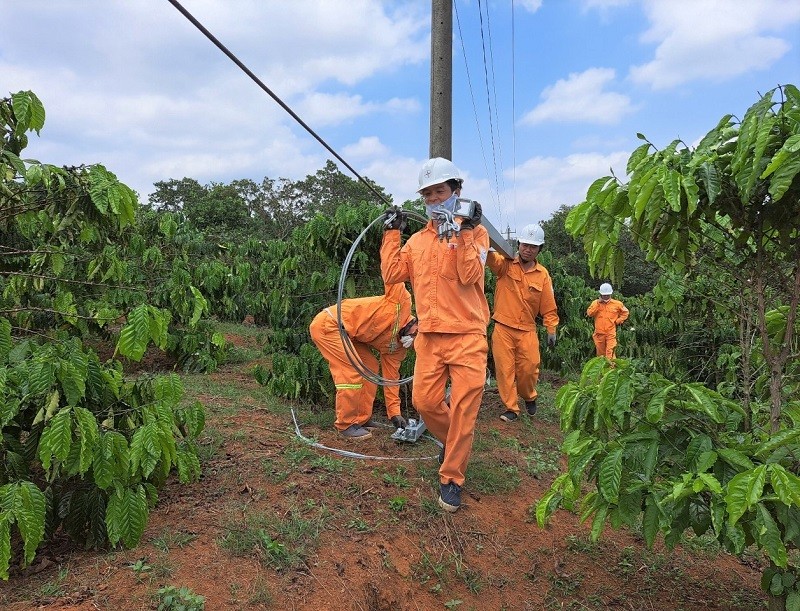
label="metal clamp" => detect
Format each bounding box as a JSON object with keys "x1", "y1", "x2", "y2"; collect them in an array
[{"x1": 390, "y1": 418, "x2": 427, "y2": 443}]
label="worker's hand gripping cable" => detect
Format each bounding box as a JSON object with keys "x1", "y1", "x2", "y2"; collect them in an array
[{"x1": 383, "y1": 205, "x2": 407, "y2": 232}]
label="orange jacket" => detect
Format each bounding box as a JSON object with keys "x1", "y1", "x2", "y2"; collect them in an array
[
  {"x1": 487, "y1": 252, "x2": 559, "y2": 333},
  {"x1": 586, "y1": 298, "x2": 629, "y2": 336},
  {"x1": 322, "y1": 282, "x2": 413, "y2": 409},
  {"x1": 381, "y1": 223, "x2": 490, "y2": 335}
]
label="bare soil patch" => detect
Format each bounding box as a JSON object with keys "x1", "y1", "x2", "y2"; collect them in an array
[{"x1": 1, "y1": 333, "x2": 766, "y2": 610}]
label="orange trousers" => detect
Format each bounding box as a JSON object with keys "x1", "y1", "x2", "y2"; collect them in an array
[
  {"x1": 412, "y1": 332, "x2": 487, "y2": 487},
  {"x1": 491, "y1": 322, "x2": 539, "y2": 414},
  {"x1": 593, "y1": 332, "x2": 617, "y2": 359},
  {"x1": 309, "y1": 312, "x2": 391, "y2": 431}
]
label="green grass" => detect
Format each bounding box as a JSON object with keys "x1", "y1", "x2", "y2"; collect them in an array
[
  {"x1": 151, "y1": 529, "x2": 197, "y2": 553},
  {"x1": 38, "y1": 566, "x2": 69, "y2": 597},
  {"x1": 466, "y1": 458, "x2": 521, "y2": 494},
  {"x1": 219, "y1": 506, "x2": 330, "y2": 570}
]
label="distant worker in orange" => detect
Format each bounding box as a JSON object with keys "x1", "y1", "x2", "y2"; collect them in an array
[
  {"x1": 586, "y1": 283, "x2": 629, "y2": 359},
  {"x1": 381, "y1": 157, "x2": 489, "y2": 513},
  {"x1": 487, "y1": 223, "x2": 559, "y2": 423},
  {"x1": 309, "y1": 281, "x2": 417, "y2": 440}
]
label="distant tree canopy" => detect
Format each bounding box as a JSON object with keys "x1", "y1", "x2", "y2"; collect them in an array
[{"x1": 147, "y1": 160, "x2": 388, "y2": 242}]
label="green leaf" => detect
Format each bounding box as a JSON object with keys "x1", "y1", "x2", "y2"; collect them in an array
[
  {"x1": 770, "y1": 464, "x2": 800, "y2": 507},
  {"x1": 756, "y1": 429, "x2": 800, "y2": 458},
  {"x1": 717, "y1": 447, "x2": 755, "y2": 471},
  {"x1": 768, "y1": 151, "x2": 800, "y2": 201},
  {"x1": 599, "y1": 447, "x2": 623, "y2": 503},
  {"x1": 130, "y1": 423, "x2": 162, "y2": 478},
  {"x1": 755, "y1": 503, "x2": 787, "y2": 568},
  {"x1": 683, "y1": 383, "x2": 723, "y2": 423},
  {"x1": 117, "y1": 304, "x2": 150, "y2": 361},
  {"x1": 725, "y1": 465, "x2": 767, "y2": 525},
  {"x1": 632, "y1": 167, "x2": 660, "y2": 218},
  {"x1": 176, "y1": 445, "x2": 201, "y2": 484},
  {"x1": 0, "y1": 318, "x2": 11, "y2": 363},
  {"x1": 645, "y1": 383, "x2": 674, "y2": 423},
  {"x1": 0, "y1": 514, "x2": 10, "y2": 580},
  {"x1": 686, "y1": 435, "x2": 712, "y2": 472},
  {"x1": 93, "y1": 432, "x2": 130, "y2": 490},
  {"x1": 11, "y1": 90, "x2": 46, "y2": 134},
  {"x1": 697, "y1": 161, "x2": 721, "y2": 205},
  {"x1": 13, "y1": 482, "x2": 46, "y2": 565},
  {"x1": 38, "y1": 407, "x2": 73, "y2": 471},
  {"x1": 105, "y1": 485, "x2": 148, "y2": 548},
  {"x1": 658, "y1": 166, "x2": 682, "y2": 211},
  {"x1": 189, "y1": 286, "x2": 208, "y2": 328},
  {"x1": 73, "y1": 407, "x2": 100, "y2": 474},
  {"x1": 696, "y1": 473, "x2": 723, "y2": 494},
  {"x1": 642, "y1": 495, "x2": 661, "y2": 548}
]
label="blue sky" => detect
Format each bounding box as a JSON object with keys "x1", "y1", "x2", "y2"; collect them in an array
[{"x1": 2, "y1": 0, "x2": 798, "y2": 234}]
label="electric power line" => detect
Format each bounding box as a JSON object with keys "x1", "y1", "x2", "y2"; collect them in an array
[{"x1": 165, "y1": 0, "x2": 390, "y2": 208}]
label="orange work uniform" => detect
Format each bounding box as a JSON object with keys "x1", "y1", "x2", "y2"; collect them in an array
[
  {"x1": 381, "y1": 221, "x2": 490, "y2": 487},
  {"x1": 487, "y1": 252, "x2": 559, "y2": 415},
  {"x1": 309, "y1": 282, "x2": 413, "y2": 431},
  {"x1": 586, "y1": 298, "x2": 629, "y2": 359}
]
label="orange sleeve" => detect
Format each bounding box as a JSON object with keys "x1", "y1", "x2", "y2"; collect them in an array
[
  {"x1": 380, "y1": 230, "x2": 411, "y2": 284},
  {"x1": 540, "y1": 272, "x2": 559, "y2": 333},
  {"x1": 615, "y1": 302, "x2": 629, "y2": 325},
  {"x1": 587, "y1": 300, "x2": 599, "y2": 317},
  {"x1": 486, "y1": 250, "x2": 510, "y2": 276},
  {"x1": 457, "y1": 227, "x2": 489, "y2": 285}
]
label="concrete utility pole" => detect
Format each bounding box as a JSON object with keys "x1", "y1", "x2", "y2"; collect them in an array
[
  {"x1": 429, "y1": 0, "x2": 452, "y2": 160},
  {"x1": 428, "y1": 0, "x2": 514, "y2": 258}
]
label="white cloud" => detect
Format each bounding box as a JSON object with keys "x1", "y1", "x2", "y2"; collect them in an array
[
  {"x1": 343, "y1": 137, "x2": 390, "y2": 159},
  {"x1": 295, "y1": 93, "x2": 419, "y2": 127},
  {"x1": 630, "y1": 0, "x2": 800, "y2": 89},
  {"x1": 498, "y1": 151, "x2": 631, "y2": 227},
  {"x1": 520, "y1": 68, "x2": 635, "y2": 125},
  {"x1": 517, "y1": 0, "x2": 544, "y2": 13}
]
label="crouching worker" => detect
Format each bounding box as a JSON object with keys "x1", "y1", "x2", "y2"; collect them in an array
[{"x1": 309, "y1": 281, "x2": 417, "y2": 440}]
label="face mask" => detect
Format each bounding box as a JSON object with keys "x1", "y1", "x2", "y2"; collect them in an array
[{"x1": 425, "y1": 192, "x2": 458, "y2": 219}]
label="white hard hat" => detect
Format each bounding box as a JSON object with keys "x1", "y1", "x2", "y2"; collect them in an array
[
  {"x1": 599, "y1": 283, "x2": 613, "y2": 295},
  {"x1": 418, "y1": 157, "x2": 463, "y2": 192},
  {"x1": 518, "y1": 224, "x2": 545, "y2": 246}
]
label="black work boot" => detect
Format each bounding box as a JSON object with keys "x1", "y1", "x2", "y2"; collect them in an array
[
  {"x1": 526, "y1": 399, "x2": 538, "y2": 416},
  {"x1": 438, "y1": 482, "x2": 462, "y2": 513}
]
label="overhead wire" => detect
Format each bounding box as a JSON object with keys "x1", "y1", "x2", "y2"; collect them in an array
[
  {"x1": 453, "y1": 3, "x2": 501, "y2": 218},
  {"x1": 165, "y1": 0, "x2": 390, "y2": 208},
  {"x1": 477, "y1": 0, "x2": 507, "y2": 206},
  {"x1": 510, "y1": 0, "x2": 518, "y2": 235}
]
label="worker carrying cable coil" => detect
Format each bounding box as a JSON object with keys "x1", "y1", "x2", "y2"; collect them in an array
[
  {"x1": 380, "y1": 157, "x2": 490, "y2": 514},
  {"x1": 309, "y1": 281, "x2": 417, "y2": 440}
]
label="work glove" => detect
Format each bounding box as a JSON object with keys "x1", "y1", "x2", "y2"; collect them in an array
[
  {"x1": 458, "y1": 201, "x2": 482, "y2": 230},
  {"x1": 383, "y1": 206, "x2": 407, "y2": 232},
  {"x1": 391, "y1": 415, "x2": 408, "y2": 429},
  {"x1": 400, "y1": 335, "x2": 414, "y2": 349},
  {"x1": 547, "y1": 332, "x2": 557, "y2": 348}
]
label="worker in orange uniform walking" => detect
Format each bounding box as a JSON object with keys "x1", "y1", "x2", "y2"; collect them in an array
[
  {"x1": 381, "y1": 157, "x2": 489, "y2": 513},
  {"x1": 586, "y1": 283, "x2": 629, "y2": 359},
  {"x1": 487, "y1": 223, "x2": 559, "y2": 423},
  {"x1": 309, "y1": 281, "x2": 417, "y2": 440}
]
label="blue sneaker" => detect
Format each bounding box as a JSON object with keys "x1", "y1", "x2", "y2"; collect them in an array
[
  {"x1": 500, "y1": 410, "x2": 518, "y2": 422},
  {"x1": 438, "y1": 482, "x2": 462, "y2": 513}
]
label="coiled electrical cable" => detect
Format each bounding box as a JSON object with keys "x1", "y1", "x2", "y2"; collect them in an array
[{"x1": 336, "y1": 209, "x2": 427, "y2": 386}]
